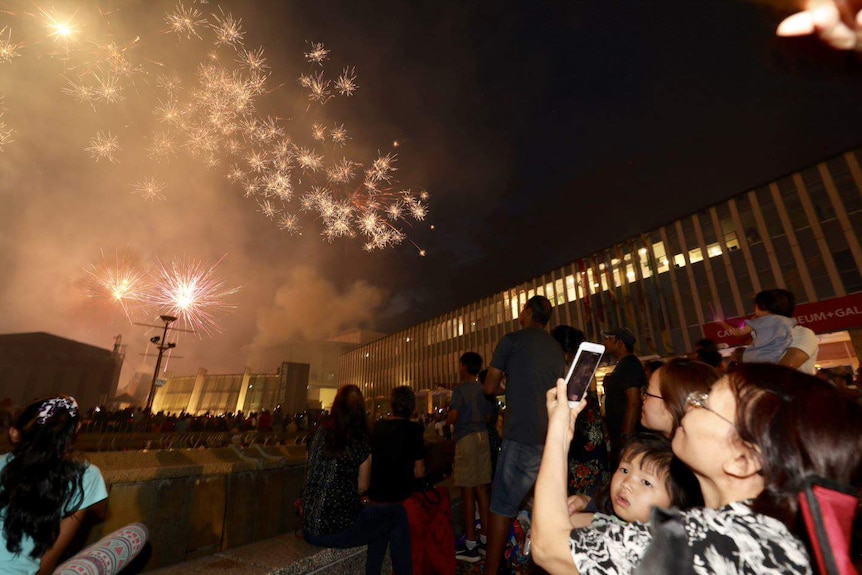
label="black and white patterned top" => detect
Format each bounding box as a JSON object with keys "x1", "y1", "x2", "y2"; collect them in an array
[{"x1": 569, "y1": 502, "x2": 811, "y2": 574}]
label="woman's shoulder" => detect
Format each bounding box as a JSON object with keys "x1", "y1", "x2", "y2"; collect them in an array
[{"x1": 678, "y1": 503, "x2": 810, "y2": 572}]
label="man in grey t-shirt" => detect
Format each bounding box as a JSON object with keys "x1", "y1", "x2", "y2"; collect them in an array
[{"x1": 482, "y1": 295, "x2": 565, "y2": 575}]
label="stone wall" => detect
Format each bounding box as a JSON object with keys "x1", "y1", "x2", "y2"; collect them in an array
[
  {"x1": 72, "y1": 432, "x2": 451, "y2": 572},
  {"x1": 82, "y1": 445, "x2": 307, "y2": 571}
]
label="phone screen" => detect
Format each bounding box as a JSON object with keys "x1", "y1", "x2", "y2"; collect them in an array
[{"x1": 566, "y1": 349, "x2": 603, "y2": 404}]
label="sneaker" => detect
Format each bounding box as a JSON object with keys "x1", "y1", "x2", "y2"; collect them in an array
[{"x1": 455, "y1": 541, "x2": 481, "y2": 563}]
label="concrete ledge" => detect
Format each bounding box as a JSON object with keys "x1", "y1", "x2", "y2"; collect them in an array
[
  {"x1": 144, "y1": 535, "x2": 385, "y2": 575},
  {"x1": 68, "y1": 438, "x2": 453, "y2": 572}
]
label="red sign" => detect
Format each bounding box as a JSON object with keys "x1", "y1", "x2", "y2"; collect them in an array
[{"x1": 702, "y1": 293, "x2": 862, "y2": 346}]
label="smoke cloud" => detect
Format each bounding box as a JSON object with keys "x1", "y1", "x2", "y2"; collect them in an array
[{"x1": 252, "y1": 266, "x2": 384, "y2": 346}]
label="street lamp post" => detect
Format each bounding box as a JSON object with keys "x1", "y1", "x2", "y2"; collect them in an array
[{"x1": 145, "y1": 315, "x2": 178, "y2": 420}]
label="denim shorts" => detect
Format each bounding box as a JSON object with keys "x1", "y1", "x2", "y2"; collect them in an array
[{"x1": 489, "y1": 439, "x2": 544, "y2": 517}]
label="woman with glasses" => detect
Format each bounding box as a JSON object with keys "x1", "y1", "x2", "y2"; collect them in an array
[
  {"x1": 532, "y1": 363, "x2": 862, "y2": 574},
  {"x1": 639, "y1": 358, "x2": 722, "y2": 438}
]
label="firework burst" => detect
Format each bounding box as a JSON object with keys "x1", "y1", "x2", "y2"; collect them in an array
[
  {"x1": 131, "y1": 177, "x2": 167, "y2": 201},
  {"x1": 165, "y1": 3, "x2": 208, "y2": 40},
  {"x1": 86, "y1": 252, "x2": 151, "y2": 320},
  {"x1": 0, "y1": 27, "x2": 21, "y2": 63},
  {"x1": 3, "y1": 1, "x2": 429, "y2": 254},
  {"x1": 147, "y1": 257, "x2": 241, "y2": 336},
  {"x1": 85, "y1": 130, "x2": 120, "y2": 162}
]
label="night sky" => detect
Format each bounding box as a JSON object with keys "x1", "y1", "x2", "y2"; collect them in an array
[{"x1": 1, "y1": 0, "x2": 861, "y2": 384}]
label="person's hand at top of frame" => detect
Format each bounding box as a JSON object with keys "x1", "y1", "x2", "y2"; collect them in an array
[
  {"x1": 545, "y1": 378, "x2": 586, "y2": 445},
  {"x1": 777, "y1": 0, "x2": 862, "y2": 50}
]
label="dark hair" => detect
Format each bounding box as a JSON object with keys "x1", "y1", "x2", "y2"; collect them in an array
[
  {"x1": 695, "y1": 348, "x2": 723, "y2": 369},
  {"x1": 390, "y1": 385, "x2": 416, "y2": 418},
  {"x1": 657, "y1": 359, "x2": 722, "y2": 435},
  {"x1": 729, "y1": 364, "x2": 862, "y2": 533},
  {"x1": 526, "y1": 295, "x2": 553, "y2": 326},
  {"x1": 324, "y1": 385, "x2": 369, "y2": 457},
  {"x1": 754, "y1": 289, "x2": 795, "y2": 317},
  {"x1": 459, "y1": 352, "x2": 483, "y2": 376},
  {"x1": 694, "y1": 338, "x2": 717, "y2": 352},
  {"x1": 551, "y1": 325, "x2": 585, "y2": 359},
  {"x1": 0, "y1": 395, "x2": 85, "y2": 558},
  {"x1": 644, "y1": 360, "x2": 665, "y2": 377},
  {"x1": 594, "y1": 432, "x2": 702, "y2": 515}
]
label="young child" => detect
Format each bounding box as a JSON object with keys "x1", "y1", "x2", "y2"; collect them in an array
[
  {"x1": 718, "y1": 291, "x2": 795, "y2": 364},
  {"x1": 449, "y1": 352, "x2": 492, "y2": 563},
  {"x1": 566, "y1": 432, "x2": 700, "y2": 528},
  {"x1": 0, "y1": 395, "x2": 108, "y2": 574}
]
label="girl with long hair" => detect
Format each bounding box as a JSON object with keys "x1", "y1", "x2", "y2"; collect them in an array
[
  {"x1": 0, "y1": 395, "x2": 108, "y2": 575},
  {"x1": 302, "y1": 385, "x2": 412, "y2": 575}
]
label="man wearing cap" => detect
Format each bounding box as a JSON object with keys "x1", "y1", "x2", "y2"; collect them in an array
[{"x1": 601, "y1": 327, "x2": 645, "y2": 466}]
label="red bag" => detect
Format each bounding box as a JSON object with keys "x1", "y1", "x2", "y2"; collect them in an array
[
  {"x1": 401, "y1": 486, "x2": 456, "y2": 575},
  {"x1": 799, "y1": 477, "x2": 859, "y2": 575}
]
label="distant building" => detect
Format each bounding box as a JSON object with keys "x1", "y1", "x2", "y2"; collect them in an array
[
  {"x1": 152, "y1": 361, "x2": 310, "y2": 415},
  {"x1": 150, "y1": 330, "x2": 384, "y2": 415},
  {"x1": 0, "y1": 332, "x2": 125, "y2": 410},
  {"x1": 339, "y1": 147, "x2": 862, "y2": 401}
]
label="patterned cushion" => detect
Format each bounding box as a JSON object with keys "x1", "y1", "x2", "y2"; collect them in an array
[{"x1": 54, "y1": 523, "x2": 149, "y2": 575}]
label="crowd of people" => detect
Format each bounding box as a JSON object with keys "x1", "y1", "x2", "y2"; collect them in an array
[
  {"x1": 301, "y1": 291, "x2": 861, "y2": 575},
  {"x1": 2, "y1": 285, "x2": 862, "y2": 575},
  {"x1": 0, "y1": 3, "x2": 861, "y2": 571}
]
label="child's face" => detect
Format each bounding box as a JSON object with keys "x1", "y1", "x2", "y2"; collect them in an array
[{"x1": 610, "y1": 452, "x2": 672, "y2": 523}]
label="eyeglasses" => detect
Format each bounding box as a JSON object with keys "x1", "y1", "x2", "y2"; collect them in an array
[
  {"x1": 641, "y1": 388, "x2": 662, "y2": 401},
  {"x1": 685, "y1": 391, "x2": 734, "y2": 426}
]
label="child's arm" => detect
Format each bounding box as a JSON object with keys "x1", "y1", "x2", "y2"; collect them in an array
[
  {"x1": 568, "y1": 512, "x2": 594, "y2": 529},
  {"x1": 566, "y1": 494, "x2": 590, "y2": 514},
  {"x1": 718, "y1": 320, "x2": 752, "y2": 338},
  {"x1": 566, "y1": 495, "x2": 594, "y2": 528}
]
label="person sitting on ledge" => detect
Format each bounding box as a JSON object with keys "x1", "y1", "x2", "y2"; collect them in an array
[
  {"x1": 302, "y1": 385, "x2": 412, "y2": 575},
  {"x1": 0, "y1": 395, "x2": 108, "y2": 575}
]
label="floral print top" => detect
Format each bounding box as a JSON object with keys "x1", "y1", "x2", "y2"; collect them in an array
[{"x1": 569, "y1": 502, "x2": 811, "y2": 574}]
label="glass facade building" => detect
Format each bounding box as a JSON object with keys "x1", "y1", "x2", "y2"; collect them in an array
[{"x1": 339, "y1": 148, "x2": 862, "y2": 401}]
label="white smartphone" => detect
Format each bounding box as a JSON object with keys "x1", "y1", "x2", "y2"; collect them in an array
[{"x1": 564, "y1": 341, "x2": 605, "y2": 407}]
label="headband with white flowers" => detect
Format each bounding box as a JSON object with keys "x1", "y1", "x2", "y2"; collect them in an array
[{"x1": 35, "y1": 396, "x2": 79, "y2": 425}]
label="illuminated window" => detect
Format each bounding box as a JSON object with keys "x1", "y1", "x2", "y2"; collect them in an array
[
  {"x1": 653, "y1": 241, "x2": 670, "y2": 273},
  {"x1": 689, "y1": 247, "x2": 703, "y2": 264},
  {"x1": 706, "y1": 243, "x2": 723, "y2": 258},
  {"x1": 566, "y1": 275, "x2": 577, "y2": 301},
  {"x1": 724, "y1": 232, "x2": 740, "y2": 251}
]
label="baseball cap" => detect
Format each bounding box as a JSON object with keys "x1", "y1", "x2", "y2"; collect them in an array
[{"x1": 601, "y1": 327, "x2": 636, "y2": 348}]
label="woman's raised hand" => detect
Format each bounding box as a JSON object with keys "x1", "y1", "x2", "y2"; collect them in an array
[{"x1": 545, "y1": 378, "x2": 585, "y2": 445}]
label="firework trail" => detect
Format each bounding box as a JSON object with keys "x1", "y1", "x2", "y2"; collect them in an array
[{"x1": 0, "y1": 0, "x2": 429, "y2": 253}]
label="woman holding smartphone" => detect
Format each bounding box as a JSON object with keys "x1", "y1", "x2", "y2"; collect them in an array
[{"x1": 532, "y1": 363, "x2": 862, "y2": 574}]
